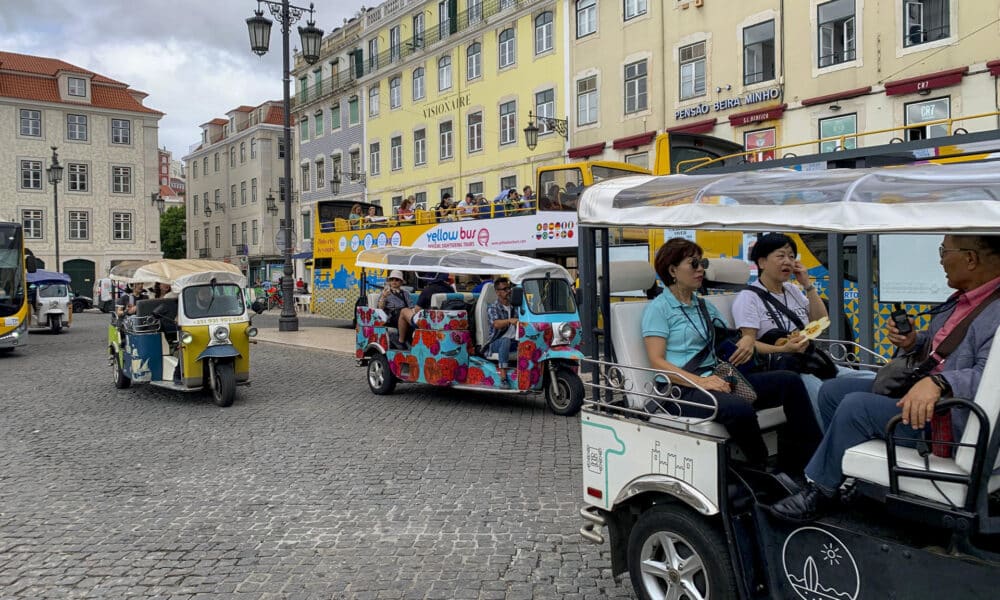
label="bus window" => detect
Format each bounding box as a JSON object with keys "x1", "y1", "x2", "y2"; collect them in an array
[
  {"x1": 798, "y1": 233, "x2": 859, "y2": 282},
  {"x1": 538, "y1": 168, "x2": 583, "y2": 212}
]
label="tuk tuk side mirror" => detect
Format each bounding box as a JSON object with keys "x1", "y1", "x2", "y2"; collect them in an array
[
  {"x1": 25, "y1": 255, "x2": 38, "y2": 273},
  {"x1": 510, "y1": 287, "x2": 524, "y2": 309}
]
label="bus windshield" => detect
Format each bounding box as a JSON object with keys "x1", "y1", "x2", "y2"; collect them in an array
[{"x1": 0, "y1": 224, "x2": 26, "y2": 314}]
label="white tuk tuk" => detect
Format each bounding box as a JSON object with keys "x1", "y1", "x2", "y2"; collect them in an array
[{"x1": 575, "y1": 162, "x2": 1000, "y2": 599}]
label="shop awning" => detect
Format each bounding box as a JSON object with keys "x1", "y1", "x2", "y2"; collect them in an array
[
  {"x1": 800, "y1": 86, "x2": 872, "y2": 106},
  {"x1": 884, "y1": 66, "x2": 968, "y2": 96},
  {"x1": 567, "y1": 142, "x2": 606, "y2": 159},
  {"x1": 666, "y1": 118, "x2": 717, "y2": 135},
  {"x1": 988, "y1": 60, "x2": 1000, "y2": 77},
  {"x1": 728, "y1": 104, "x2": 787, "y2": 128},
  {"x1": 612, "y1": 131, "x2": 656, "y2": 150}
]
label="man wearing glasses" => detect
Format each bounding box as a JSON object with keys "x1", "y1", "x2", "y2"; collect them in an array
[
  {"x1": 769, "y1": 235, "x2": 1000, "y2": 522},
  {"x1": 487, "y1": 277, "x2": 519, "y2": 388}
]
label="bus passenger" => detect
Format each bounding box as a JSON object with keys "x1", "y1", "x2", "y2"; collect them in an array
[
  {"x1": 435, "y1": 193, "x2": 456, "y2": 222},
  {"x1": 348, "y1": 204, "x2": 363, "y2": 228},
  {"x1": 456, "y1": 193, "x2": 477, "y2": 220},
  {"x1": 397, "y1": 196, "x2": 416, "y2": 222},
  {"x1": 642, "y1": 238, "x2": 821, "y2": 472},
  {"x1": 365, "y1": 206, "x2": 387, "y2": 226},
  {"x1": 397, "y1": 273, "x2": 455, "y2": 348},
  {"x1": 769, "y1": 235, "x2": 1000, "y2": 522}
]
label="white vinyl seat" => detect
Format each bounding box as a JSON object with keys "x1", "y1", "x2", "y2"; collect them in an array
[
  {"x1": 474, "y1": 283, "x2": 497, "y2": 349},
  {"x1": 430, "y1": 292, "x2": 475, "y2": 309},
  {"x1": 842, "y1": 322, "x2": 1000, "y2": 508},
  {"x1": 610, "y1": 297, "x2": 786, "y2": 437}
]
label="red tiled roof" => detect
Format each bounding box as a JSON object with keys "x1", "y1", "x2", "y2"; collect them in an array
[
  {"x1": 264, "y1": 105, "x2": 287, "y2": 125},
  {"x1": 208, "y1": 118, "x2": 229, "y2": 126},
  {"x1": 233, "y1": 105, "x2": 255, "y2": 112},
  {"x1": 159, "y1": 184, "x2": 176, "y2": 197},
  {"x1": 0, "y1": 51, "x2": 161, "y2": 115}
]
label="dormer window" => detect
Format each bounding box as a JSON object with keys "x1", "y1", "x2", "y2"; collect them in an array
[{"x1": 68, "y1": 77, "x2": 87, "y2": 97}]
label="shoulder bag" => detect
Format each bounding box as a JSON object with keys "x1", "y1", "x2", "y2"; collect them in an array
[
  {"x1": 744, "y1": 285, "x2": 839, "y2": 380},
  {"x1": 677, "y1": 298, "x2": 757, "y2": 405}
]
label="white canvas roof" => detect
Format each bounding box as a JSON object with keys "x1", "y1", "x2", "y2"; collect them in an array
[
  {"x1": 577, "y1": 161, "x2": 1000, "y2": 233},
  {"x1": 355, "y1": 247, "x2": 572, "y2": 283},
  {"x1": 110, "y1": 259, "x2": 246, "y2": 288}
]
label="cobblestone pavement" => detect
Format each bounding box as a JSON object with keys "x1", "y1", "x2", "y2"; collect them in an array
[{"x1": 0, "y1": 312, "x2": 635, "y2": 599}]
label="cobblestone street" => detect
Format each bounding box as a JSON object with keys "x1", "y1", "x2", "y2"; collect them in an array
[{"x1": 0, "y1": 312, "x2": 634, "y2": 599}]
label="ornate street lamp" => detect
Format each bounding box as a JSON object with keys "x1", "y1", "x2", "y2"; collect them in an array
[
  {"x1": 523, "y1": 110, "x2": 568, "y2": 151},
  {"x1": 329, "y1": 172, "x2": 341, "y2": 196},
  {"x1": 45, "y1": 147, "x2": 63, "y2": 271},
  {"x1": 246, "y1": 0, "x2": 323, "y2": 332},
  {"x1": 266, "y1": 194, "x2": 279, "y2": 216},
  {"x1": 151, "y1": 192, "x2": 165, "y2": 215}
]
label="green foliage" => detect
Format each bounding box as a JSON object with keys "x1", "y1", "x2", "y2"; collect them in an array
[{"x1": 160, "y1": 205, "x2": 186, "y2": 259}]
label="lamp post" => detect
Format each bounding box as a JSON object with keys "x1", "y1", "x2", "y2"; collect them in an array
[
  {"x1": 151, "y1": 192, "x2": 165, "y2": 215},
  {"x1": 523, "y1": 110, "x2": 568, "y2": 151},
  {"x1": 45, "y1": 147, "x2": 64, "y2": 271},
  {"x1": 246, "y1": 0, "x2": 323, "y2": 332}
]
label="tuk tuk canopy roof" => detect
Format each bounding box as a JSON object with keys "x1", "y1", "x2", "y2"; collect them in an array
[
  {"x1": 355, "y1": 247, "x2": 573, "y2": 283},
  {"x1": 110, "y1": 259, "x2": 246, "y2": 288},
  {"x1": 577, "y1": 161, "x2": 1000, "y2": 233},
  {"x1": 26, "y1": 269, "x2": 71, "y2": 284}
]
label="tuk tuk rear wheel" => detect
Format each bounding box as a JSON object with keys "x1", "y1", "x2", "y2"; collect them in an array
[
  {"x1": 49, "y1": 315, "x2": 62, "y2": 334},
  {"x1": 627, "y1": 505, "x2": 737, "y2": 600},
  {"x1": 545, "y1": 367, "x2": 584, "y2": 416},
  {"x1": 112, "y1": 351, "x2": 131, "y2": 389},
  {"x1": 211, "y1": 361, "x2": 236, "y2": 407},
  {"x1": 367, "y1": 353, "x2": 396, "y2": 395}
]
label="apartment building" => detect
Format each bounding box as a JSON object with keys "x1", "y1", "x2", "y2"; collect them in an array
[
  {"x1": 0, "y1": 51, "x2": 164, "y2": 294},
  {"x1": 183, "y1": 101, "x2": 294, "y2": 285}
]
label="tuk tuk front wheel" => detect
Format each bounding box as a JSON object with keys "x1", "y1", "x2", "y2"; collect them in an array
[
  {"x1": 112, "y1": 350, "x2": 131, "y2": 389},
  {"x1": 545, "y1": 367, "x2": 584, "y2": 416},
  {"x1": 367, "y1": 353, "x2": 397, "y2": 395},
  {"x1": 627, "y1": 505, "x2": 737, "y2": 600},
  {"x1": 49, "y1": 315, "x2": 62, "y2": 334},
  {"x1": 210, "y1": 361, "x2": 236, "y2": 407}
]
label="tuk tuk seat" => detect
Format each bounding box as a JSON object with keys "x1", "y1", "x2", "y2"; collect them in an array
[
  {"x1": 609, "y1": 298, "x2": 787, "y2": 437},
  {"x1": 430, "y1": 292, "x2": 475, "y2": 309},
  {"x1": 474, "y1": 283, "x2": 498, "y2": 348},
  {"x1": 841, "y1": 322, "x2": 1000, "y2": 508}
]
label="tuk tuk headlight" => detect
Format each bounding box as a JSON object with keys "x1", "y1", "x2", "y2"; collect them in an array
[
  {"x1": 180, "y1": 332, "x2": 194, "y2": 345},
  {"x1": 213, "y1": 327, "x2": 230, "y2": 342},
  {"x1": 552, "y1": 322, "x2": 576, "y2": 346},
  {"x1": 246, "y1": 326, "x2": 258, "y2": 338}
]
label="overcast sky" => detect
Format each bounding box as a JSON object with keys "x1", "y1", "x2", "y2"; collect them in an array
[{"x1": 0, "y1": 0, "x2": 364, "y2": 159}]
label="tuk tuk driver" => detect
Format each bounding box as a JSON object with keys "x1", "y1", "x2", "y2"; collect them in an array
[
  {"x1": 116, "y1": 286, "x2": 138, "y2": 316},
  {"x1": 189, "y1": 286, "x2": 214, "y2": 317}
]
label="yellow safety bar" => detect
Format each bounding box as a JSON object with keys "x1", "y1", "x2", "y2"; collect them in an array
[{"x1": 676, "y1": 110, "x2": 1000, "y2": 173}]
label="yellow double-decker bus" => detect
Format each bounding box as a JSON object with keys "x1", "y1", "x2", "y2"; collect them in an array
[{"x1": 0, "y1": 221, "x2": 36, "y2": 354}]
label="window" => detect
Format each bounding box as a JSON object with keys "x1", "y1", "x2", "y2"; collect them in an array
[
  {"x1": 390, "y1": 136, "x2": 403, "y2": 170},
  {"x1": 228, "y1": 184, "x2": 235, "y2": 207},
  {"x1": 390, "y1": 25, "x2": 401, "y2": 62},
  {"x1": 250, "y1": 137, "x2": 257, "y2": 159},
  {"x1": 577, "y1": 0, "x2": 597, "y2": 38},
  {"x1": 20, "y1": 109, "x2": 41, "y2": 137},
  {"x1": 370, "y1": 143, "x2": 381, "y2": 175},
  {"x1": 278, "y1": 140, "x2": 286, "y2": 159},
  {"x1": 414, "y1": 191, "x2": 427, "y2": 209},
  {"x1": 905, "y1": 0, "x2": 950, "y2": 47},
  {"x1": 194, "y1": 230, "x2": 200, "y2": 250},
  {"x1": 368, "y1": 38, "x2": 379, "y2": 71},
  {"x1": 332, "y1": 154, "x2": 342, "y2": 182},
  {"x1": 215, "y1": 189, "x2": 221, "y2": 209},
  {"x1": 744, "y1": 20, "x2": 776, "y2": 85},
  {"x1": 439, "y1": 121, "x2": 453, "y2": 159},
  {"x1": 438, "y1": 56, "x2": 452, "y2": 91},
  {"x1": 369, "y1": 85, "x2": 380, "y2": 117},
  {"x1": 499, "y1": 101, "x2": 516, "y2": 145},
  {"x1": 111, "y1": 119, "x2": 131, "y2": 144},
  {"x1": 232, "y1": 224, "x2": 237, "y2": 246},
  {"x1": 625, "y1": 152, "x2": 648, "y2": 168},
  {"x1": 241, "y1": 181, "x2": 247, "y2": 204},
  {"x1": 193, "y1": 194, "x2": 199, "y2": 215},
  {"x1": 535, "y1": 12, "x2": 553, "y2": 54},
  {"x1": 818, "y1": 0, "x2": 856, "y2": 67},
  {"x1": 439, "y1": 0, "x2": 453, "y2": 40},
  {"x1": 467, "y1": 43, "x2": 482, "y2": 81},
  {"x1": 744, "y1": 128, "x2": 776, "y2": 162},
  {"x1": 214, "y1": 153, "x2": 220, "y2": 171},
  {"x1": 413, "y1": 13, "x2": 425, "y2": 44},
  {"x1": 500, "y1": 175, "x2": 517, "y2": 192},
  {"x1": 67, "y1": 114, "x2": 88, "y2": 141},
  {"x1": 68, "y1": 76, "x2": 86, "y2": 96},
  {"x1": 330, "y1": 104, "x2": 341, "y2": 130},
  {"x1": 300, "y1": 116, "x2": 310, "y2": 139},
  {"x1": 316, "y1": 160, "x2": 325, "y2": 189},
  {"x1": 301, "y1": 163, "x2": 311, "y2": 192},
  {"x1": 20, "y1": 160, "x2": 42, "y2": 190},
  {"x1": 414, "y1": 129, "x2": 427, "y2": 165},
  {"x1": 390, "y1": 77, "x2": 401, "y2": 109},
  {"x1": 215, "y1": 226, "x2": 220, "y2": 249},
  {"x1": 241, "y1": 222, "x2": 247, "y2": 245},
  {"x1": 69, "y1": 211, "x2": 89, "y2": 240},
  {"x1": 535, "y1": 89, "x2": 555, "y2": 134},
  {"x1": 624, "y1": 59, "x2": 648, "y2": 113},
  {"x1": 252, "y1": 178, "x2": 258, "y2": 202},
  {"x1": 905, "y1": 96, "x2": 950, "y2": 140},
  {"x1": 112, "y1": 166, "x2": 131, "y2": 194},
  {"x1": 68, "y1": 163, "x2": 88, "y2": 192},
  {"x1": 348, "y1": 96, "x2": 360, "y2": 125},
  {"x1": 680, "y1": 41, "x2": 706, "y2": 100},
  {"x1": 193, "y1": 162, "x2": 198, "y2": 179},
  {"x1": 468, "y1": 0, "x2": 483, "y2": 24},
  {"x1": 819, "y1": 113, "x2": 858, "y2": 152},
  {"x1": 230, "y1": 146, "x2": 236, "y2": 167},
  {"x1": 500, "y1": 0, "x2": 516, "y2": 9},
  {"x1": 203, "y1": 157, "x2": 208, "y2": 174},
  {"x1": 350, "y1": 151, "x2": 361, "y2": 180},
  {"x1": 314, "y1": 110, "x2": 324, "y2": 136},
  {"x1": 577, "y1": 76, "x2": 598, "y2": 126},
  {"x1": 252, "y1": 220, "x2": 259, "y2": 245},
  {"x1": 625, "y1": 0, "x2": 647, "y2": 20},
  {"x1": 22, "y1": 210, "x2": 42, "y2": 239},
  {"x1": 499, "y1": 29, "x2": 516, "y2": 68},
  {"x1": 468, "y1": 111, "x2": 483, "y2": 153},
  {"x1": 468, "y1": 182, "x2": 483, "y2": 198},
  {"x1": 112, "y1": 212, "x2": 132, "y2": 241},
  {"x1": 413, "y1": 68, "x2": 425, "y2": 100}
]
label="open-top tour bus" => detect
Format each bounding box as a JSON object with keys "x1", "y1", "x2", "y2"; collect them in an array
[
  {"x1": 575, "y1": 162, "x2": 1000, "y2": 599},
  {"x1": 354, "y1": 246, "x2": 585, "y2": 415}
]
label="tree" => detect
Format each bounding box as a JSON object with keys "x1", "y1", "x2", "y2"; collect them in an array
[{"x1": 160, "y1": 205, "x2": 186, "y2": 259}]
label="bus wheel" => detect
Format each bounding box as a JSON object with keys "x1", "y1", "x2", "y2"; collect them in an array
[
  {"x1": 545, "y1": 367, "x2": 584, "y2": 416},
  {"x1": 112, "y1": 350, "x2": 131, "y2": 389},
  {"x1": 627, "y1": 505, "x2": 737, "y2": 600},
  {"x1": 367, "y1": 353, "x2": 396, "y2": 395}
]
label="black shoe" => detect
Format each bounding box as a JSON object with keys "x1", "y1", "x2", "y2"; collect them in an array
[{"x1": 767, "y1": 482, "x2": 837, "y2": 523}]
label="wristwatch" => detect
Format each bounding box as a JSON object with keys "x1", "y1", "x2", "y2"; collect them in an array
[{"x1": 930, "y1": 374, "x2": 952, "y2": 396}]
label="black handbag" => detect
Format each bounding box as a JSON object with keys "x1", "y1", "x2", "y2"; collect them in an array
[{"x1": 745, "y1": 286, "x2": 838, "y2": 379}]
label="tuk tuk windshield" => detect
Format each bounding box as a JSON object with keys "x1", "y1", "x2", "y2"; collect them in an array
[
  {"x1": 37, "y1": 283, "x2": 69, "y2": 298},
  {"x1": 522, "y1": 278, "x2": 577, "y2": 314},
  {"x1": 182, "y1": 284, "x2": 245, "y2": 319}
]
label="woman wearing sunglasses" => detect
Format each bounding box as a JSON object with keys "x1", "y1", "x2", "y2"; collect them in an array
[{"x1": 641, "y1": 237, "x2": 821, "y2": 471}]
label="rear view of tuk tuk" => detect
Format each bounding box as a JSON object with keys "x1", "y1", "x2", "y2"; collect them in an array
[
  {"x1": 354, "y1": 247, "x2": 585, "y2": 415},
  {"x1": 575, "y1": 163, "x2": 1000, "y2": 599},
  {"x1": 108, "y1": 259, "x2": 257, "y2": 407},
  {"x1": 27, "y1": 269, "x2": 72, "y2": 333}
]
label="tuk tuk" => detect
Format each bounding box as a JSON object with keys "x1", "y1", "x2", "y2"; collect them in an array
[
  {"x1": 574, "y1": 162, "x2": 1000, "y2": 599},
  {"x1": 354, "y1": 246, "x2": 585, "y2": 415},
  {"x1": 27, "y1": 269, "x2": 72, "y2": 333},
  {"x1": 107, "y1": 259, "x2": 257, "y2": 407}
]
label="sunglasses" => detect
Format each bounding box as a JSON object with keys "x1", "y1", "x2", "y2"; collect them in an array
[
  {"x1": 495, "y1": 286, "x2": 511, "y2": 292},
  {"x1": 685, "y1": 257, "x2": 710, "y2": 270}
]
